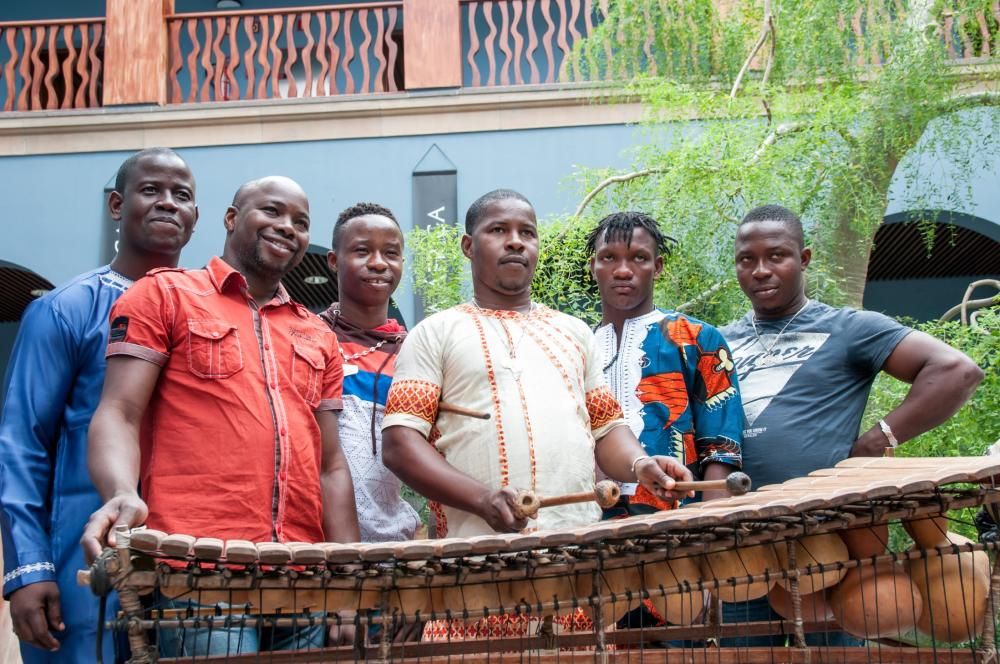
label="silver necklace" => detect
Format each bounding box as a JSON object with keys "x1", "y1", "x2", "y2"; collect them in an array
[
  {"x1": 330, "y1": 308, "x2": 389, "y2": 361},
  {"x1": 472, "y1": 299, "x2": 532, "y2": 379},
  {"x1": 339, "y1": 339, "x2": 388, "y2": 362},
  {"x1": 751, "y1": 299, "x2": 811, "y2": 354}
]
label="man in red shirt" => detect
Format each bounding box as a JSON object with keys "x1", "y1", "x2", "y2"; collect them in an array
[{"x1": 82, "y1": 176, "x2": 359, "y2": 655}]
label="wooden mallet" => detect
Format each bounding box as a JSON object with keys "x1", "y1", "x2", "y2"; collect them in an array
[
  {"x1": 672, "y1": 471, "x2": 752, "y2": 496},
  {"x1": 513, "y1": 480, "x2": 621, "y2": 520}
]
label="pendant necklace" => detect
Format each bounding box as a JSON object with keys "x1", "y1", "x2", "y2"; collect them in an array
[
  {"x1": 472, "y1": 298, "x2": 532, "y2": 380},
  {"x1": 750, "y1": 299, "x2": 811, "y2": 365}
]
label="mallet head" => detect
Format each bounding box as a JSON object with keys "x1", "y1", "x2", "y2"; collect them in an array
[{"x1": 725, "y1": 472, "x2": 752, "y2": 496}]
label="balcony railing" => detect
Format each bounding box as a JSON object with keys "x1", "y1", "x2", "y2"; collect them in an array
[
  {"x1": 0, "y1": 17, "x2": 104, "y2": 111},
  {"x1": 460, "y1": 0, "x2": 600, "y2": 87},
  {"x1": 166, "y1": 2, "x2": 402, "y2": 104},
  {"x1": 0, "y1": 1, "x2": 996, "y2": 115}
]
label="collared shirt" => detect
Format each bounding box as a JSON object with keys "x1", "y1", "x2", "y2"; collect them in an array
[
  {"x1": 107, "y1": 256, "x2": 343, "y2": 543},
  {"x1": 383, "y1": 303, "x2": 625, "y2": 537},
  {"x1": 596, "y1": 309, "x2": 743, "y2": 516}
]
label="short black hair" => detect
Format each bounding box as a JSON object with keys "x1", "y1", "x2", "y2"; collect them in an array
[
  {"x1": 114, "y1": 147, "x2": 185, "y2": 194},
  {"x1": 332, "y1": 202, "x2": 400, "y2": 250},
  {"x1": 739, "y1": 204, "x2": 805, "y2": 248},
  {"x1": 585, "y1": 211, "x2": 676, "y2": 258},
  {"x1": 464, "y1": 189, "x2": 534, "y2": 234}
]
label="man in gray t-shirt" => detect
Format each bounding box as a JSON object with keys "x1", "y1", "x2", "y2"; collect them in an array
[
  {"x1": 722, "y1": 205, "x2": 981, "y2": 487},
  {"x1": 722, "y1": 301, "x2": 910, "y2": 489},
  {"x1": 717, "y1": 204, "x2": 983, "y2": 646}
]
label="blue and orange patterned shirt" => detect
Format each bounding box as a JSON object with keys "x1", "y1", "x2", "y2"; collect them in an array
[{"x1": 595, "y1": 309, "x2": 744, "y2": 517}]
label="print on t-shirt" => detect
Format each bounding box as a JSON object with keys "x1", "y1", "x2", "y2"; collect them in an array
[{"x1": 727, "y1": 331, "x2": 830, "y2": 428}]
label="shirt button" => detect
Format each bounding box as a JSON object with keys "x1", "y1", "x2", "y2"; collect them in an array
[
  {"x1": 212, "y1": 332, "x2": 219, "y2": 338},
  {"x1": 270, "y1": 382, "x2": 276, "y2": 389},
  {"x1": 264, "y1": 344, "x2": 270, "y2": 350},
  {"x1": 279, "y1": 471, "x2": 287, "y2": 481},
  {"x1": 280, "y1": 428, "x2": 286, "y2": 436}
]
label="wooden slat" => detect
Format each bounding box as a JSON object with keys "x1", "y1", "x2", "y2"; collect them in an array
[
  {"x1": 340, "y1": 10, "x2": 355, "y2": 94},
  {"x1": 17, "y1": 27, "x2": 32, "y2": 111},
  {"x1": 73, "y1": 23, "x2": 89, "y2": 108},
  {"x1": 497, "y1": 1, "x2": 512, "y2": 86},
  {"x1": 314, "y1": 12, "x2": 328, "y2": 95},
  {"x1": 242, "y1": 16, "x2": 256, "y2": 98},
  {"x1": 211, "y1": 17, "x2": 226, "y2": 101},
  {"x1": 283, "y1": 13, "x2": 298, "y2": 98},
  {"x1": 59, "y1": 24, "x2": 76, "y2": 109},
  {"x1": 130, "y1": 529, "x2": 167, "y2": 553},
  {"x1": 383, "y1": 7, "x2": 398, "y2": 92},
  {"x1": 168, "y1": 20, "x2": 182, "y2": 103},
  {"x1": 86, "y1": 22, "x2": 101, "y2": 108},
  {"x1": 300, "y1": 12, "x2": 315, "y2": 96},
  {"x1": 555, "y1": 0, "x2": 572, "y2": 81},
  {"x1": 466, "y1": 2, "x2": 481, "y2": 87},
  {"x1": 357, "y1": 9, "x2": 372, "y2": 93},
  {"x1": 198, "y1": 18, "x2": 214, "y2": 102},
  {"x1": 255, "y1": 15, "x2": 271, "y2": 99},
  {"x1": 3, "y1": 29, "x2": 16, "y2": 111},
  {"x1": 540, "y1": 0, "x2": 556, "y2": 83},
  {"x1": 268, "y1": 14, "x2": 283, "y2": 99},
  {"x1": 193, "y1": 537, "x2": 224, "y2": 560},
  {"x1": 372, "y1": 8, "x2": 386, "y2": 93},
  {"x1": 510, "y1": 0, "x2": 531, "y2": 85},
  {"x1": 224, "y1": 539, "x2": 258, "y2": 563},
  {"x1": 327, "y1": 11, "x2": 341, "y2": 95},
  {"x1": 43, "y1": 26, "x2": 58, "y2": 109},
  {"x1": 185, "y1": 19, "x2": 200, "y2": 103},
  {"x1": 483, "y1": 2, "x2": 498, "y2": 86},
  {"x1": 567, "y1": 0, "x2": 582, "y2": 80},
  {"x1": 525, "y1": 0, "x2": 540, "y2": 83},
  {"x1": 225, "y1": 16, "x2": 239, "y2": 100},
  {"x1": 161, "y1": 533, "x2": 195, "y2": 557}
]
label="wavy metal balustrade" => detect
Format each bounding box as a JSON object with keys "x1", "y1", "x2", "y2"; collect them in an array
[
  {"x1": 0, "y1": 18, "x2": 104, "y2": 112},
  {"x1": 165, "y1": 2, "x2": 403, "y2": 105},
  {"x1": 460, "y1": 0, "x2": 606, "y2": 87}
]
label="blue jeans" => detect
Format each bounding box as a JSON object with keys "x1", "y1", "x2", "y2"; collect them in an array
[
  {"x1": 721, "y1": 596, "x2": 860, "y2": 647},
  {"x1": 157, "y1": 599, "x2": 326, "y2": 657}
]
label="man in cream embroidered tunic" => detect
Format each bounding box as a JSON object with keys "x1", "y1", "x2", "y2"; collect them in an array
[{"x1": 383, "y1": 189, "x2": 694, "y2": 538}]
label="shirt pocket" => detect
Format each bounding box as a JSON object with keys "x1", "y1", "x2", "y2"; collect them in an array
[
  {"x1": 187, "y1": 319, "x2": 244, "y2": 379},
  {"x1": 291, "y1": 341, "x2": 326, "y2": 406}
]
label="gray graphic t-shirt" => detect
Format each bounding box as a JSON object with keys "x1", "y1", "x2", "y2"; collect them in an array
[{"x1": 721, "y1": 301, "x2": 910, "y2": 489}]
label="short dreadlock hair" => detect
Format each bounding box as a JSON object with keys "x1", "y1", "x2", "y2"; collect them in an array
[
  {"x1": 332, "y1": 202, "x2": 400, "y2": 251},
  {"x1": 738, "y1": 204, "x2": 805, "y2": 248},
  {"x1": 585, "y1": 211, "x2": 676, "y2": 258}
]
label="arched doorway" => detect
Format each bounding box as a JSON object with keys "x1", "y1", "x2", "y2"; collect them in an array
[
  {"x1": 863, "y1": 211, "x2": 1000, "y2": 321},
  {"x1": 0, "y1": 260, "x2": 55, "y2": 412}
]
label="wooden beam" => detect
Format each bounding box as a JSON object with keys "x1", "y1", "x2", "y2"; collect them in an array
[
  {"x1": 403, "y1": 0, "x2": 461, "y2": 89},
  {"x1": 103, "y1": 0, "x2": 173, "y2": 106}
]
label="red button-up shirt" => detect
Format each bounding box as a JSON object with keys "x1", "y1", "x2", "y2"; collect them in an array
[{"x1": 107, "y1": 257, "x2": 343, "y2": 543}]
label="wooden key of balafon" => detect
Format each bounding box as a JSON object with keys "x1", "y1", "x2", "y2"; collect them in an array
[
  {"x1": 672, "y1": 471, "x2": 752, "y2": 496},
  {"x1": 513, "y1": 480, "x2": 621, "y2": 520}
]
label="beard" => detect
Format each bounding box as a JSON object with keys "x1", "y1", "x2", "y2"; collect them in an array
[{"x1": 237, "y1": 239, "x2": 299, "y2": 280}]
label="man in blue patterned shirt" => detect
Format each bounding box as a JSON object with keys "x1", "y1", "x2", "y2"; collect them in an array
[{"x1": 0, "y1": 148, "x2": 198, "y2": 662}]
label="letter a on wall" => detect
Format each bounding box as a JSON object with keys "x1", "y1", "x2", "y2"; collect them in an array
[
  {"x1": 412, "y1": 145, "x2": 458, "y2": 318},
  {"x1": 412, "y1": 144, "x2": 457, "y2": 230}
]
